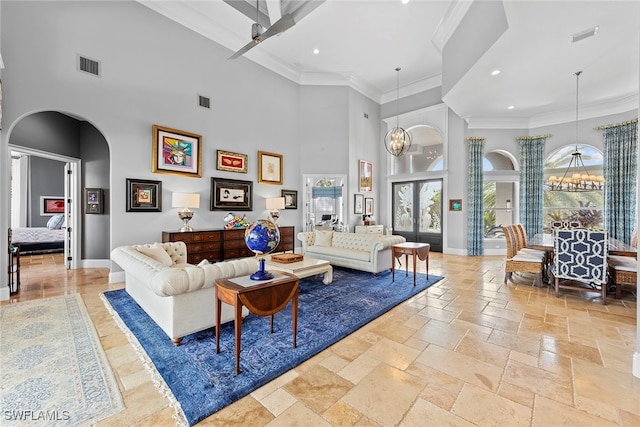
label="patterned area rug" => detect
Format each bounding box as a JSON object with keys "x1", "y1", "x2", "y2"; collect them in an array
[
  {"x1": 0, "y1": 294, "x2": 124, "y2": 425},
  {"x1": 102, "y1": 267, "x2": 443, "y2": 426}
]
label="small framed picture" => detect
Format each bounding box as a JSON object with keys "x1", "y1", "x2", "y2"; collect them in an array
[
  {"x1": 449, "y1": 199, "x2": 463, "y2": 211},
  {"x1": 216, "y1": 150, "x2": 248, "y2": 173},
  {"x1": 126, "y1": 178, "x2": 162, "y2": 212},
  {"x1": 354, "y1": 194, "x2": 364, "y2": 214},
  {"x1": 211, "y1": 177, "x2": 253, "y2": 211},
  {"x1": 40, "y1": 196, "x2": 65, "y2": 216},
  {"x1": 152, "y1": 125, "x2": 202, "y2": 178},
  {"x1": 258, "y1": 151, "x2": 283, "y2": 185},
  {"x1": 84, "y1": 188, "x2": 103, "y2": 214},
  {"x1": 365, "y1": 198, "x2": 374, "y2": 216},
  {"x1": 281, "y1": 189, "x2": 298, "y2": 209},
  {"x1": 359, "y1": 160, "x2": 373, "y2": 192}
]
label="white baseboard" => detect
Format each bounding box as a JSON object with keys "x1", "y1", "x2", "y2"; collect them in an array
[
  {"x1": 109, "y1": 271, "x2": 125, "y2": 284},
  {"x1": 80, "y1": 259, "x2": 110, "y2": 269},
  {"x1": 633, "y1": 352, "x2": 640, "y2": 378},
  {"x1": 444, "y1": 247, "x2": 466, "y2": 255},
  {"x1": 0, "y1": 286, "x2": 10, "y2": 301}
]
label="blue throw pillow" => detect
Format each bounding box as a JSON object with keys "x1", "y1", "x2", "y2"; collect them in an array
[{"x1": 47, "y1": 214, "x2": 65, "y2": 229}]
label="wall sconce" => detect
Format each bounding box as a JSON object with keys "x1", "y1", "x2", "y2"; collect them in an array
[
  {"x1": 265, "y1": 197, "x2": 285, "y2": 224},
  {"x1": 172, "y1": 192, "x2": 200, "y2": 232}
]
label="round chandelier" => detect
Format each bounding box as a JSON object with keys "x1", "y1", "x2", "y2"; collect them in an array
[
  {"x1": 547, "y1": 71, "x2": 604, "y2": 192},
  {"x1": 384, "y1": 67, "x2": 412, "y2": 157}
]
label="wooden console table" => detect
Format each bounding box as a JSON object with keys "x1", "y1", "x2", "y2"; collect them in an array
[
  {"x1": 162, "y1": 226, "x2": 294, "y2": 264},
  {"x1": 215, "y1": 271, "x2": 299, "y2": 374},
  {"x1": 391, "y1": 242, "x2": 430, "y2": 286}
]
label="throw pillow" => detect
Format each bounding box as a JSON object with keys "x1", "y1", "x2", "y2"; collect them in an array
[
  {"x1": 315, "y1": 230, "x2": 333, "y2": 247},
  {"x1": 46, "y1": 214, "x2": 65, "y2": 230},
  {"x1": 137, "y1": 243, "x2": 173, "y2": 267},
  {"x1": 197, "y1": 259, "x2": 210, "y2": 267}
]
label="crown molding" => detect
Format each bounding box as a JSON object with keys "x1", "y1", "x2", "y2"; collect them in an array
[
  {"x1": 431, "y1": 0, "x2": 475, "y2": 53},
  {"x1": 298, "y1": 72, "x2": 381, "y2": 102},
  {"x1": 380, "y1": 74, "x2": 443, "y2": 105}
]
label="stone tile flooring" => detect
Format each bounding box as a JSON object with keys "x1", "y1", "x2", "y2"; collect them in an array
[{"x1": 3, "y1": 252, "x2": 639, "y2": 426}]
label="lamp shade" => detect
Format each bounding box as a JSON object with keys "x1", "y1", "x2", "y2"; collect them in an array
[
  {"x1": 265, "y1": 197, "x2": 285, "y2": 210},
  {"x1": 172, "y1": 192, "x2": 200, "y2": 209}
]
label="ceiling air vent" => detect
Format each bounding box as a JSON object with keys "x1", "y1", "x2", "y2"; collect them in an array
[
  {"x1": 78, "y1": 55, "x2": 100, "y2": 77},
  {"x1": 198, "y1": 95, "x2": 211, "y2": 109},
  {"x1": 571, "y1": 26, "x2": 599, "y2": 43}
]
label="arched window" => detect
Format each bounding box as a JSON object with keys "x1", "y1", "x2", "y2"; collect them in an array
[
  {"x1": 483, "y1": 151, "x2": 517, "y2": 239},
  {"x1": 543, "y1": 145, "x2": 604, "y2": 230}
]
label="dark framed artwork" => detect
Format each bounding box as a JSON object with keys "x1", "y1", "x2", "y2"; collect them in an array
[
  {"x1": 449, "y1": 199, "x2": 463, "y2": 211},
  {"x1": 359, "y1": 160, "x2": 372, "y2": 192},
  {"x1": 354, "y1": 194, "x2": 364, "y2": 214},
  {"x1": 126, "y1": 178, "x2": 162, "y2": 212},
  {"x1": 152, "y1": 124, "x2": 202, "y2": 177},
  {"x1": 216, "y1": 149, "x2": 248, "y2": 173},
  {"x1": 365, "y1": 197, "x2": 374, "y2": 216},
  {"x1": 211, "y1": 177, "x2": 253, "y2": 211},
  {"x1": 84, "y1": 188, "x2": 103, "y2": 214},
  {"x1": 281, "y1": 189, "x2": 297, "y2": 209},
  {"x1": 40, "y1": 196, "x2": 65, "y2": 215},
  {"x1": 258, "y1": 150, "x2": 283, "y2": 185}
]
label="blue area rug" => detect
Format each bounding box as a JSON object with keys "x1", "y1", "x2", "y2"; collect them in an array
[{"x1": 102, "y1": 267, "x2": 443, "y2": 425}]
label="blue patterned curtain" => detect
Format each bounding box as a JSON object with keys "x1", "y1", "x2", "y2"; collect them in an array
[
  {"x1": 467, "y1": 137, "x2": 484, "y2": 255},
  {"x1": 603, "y1": 120, "x2": 638, "y2": 243},
  {"x1": 518, "y1": 136, "x2": 546, "y2": 239}
]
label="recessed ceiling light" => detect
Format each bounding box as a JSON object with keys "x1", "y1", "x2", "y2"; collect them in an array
[
  {"x1": 402, "y1": 0, "x2": 410, "y2": 4},
  {"x1": 491, "y1": 69, "x2": 501, "y2": 76},
  {"x1": 507, "y1": 105, "x2": 515, "y2": 110},
  {"x1": 313, "y1": 48, "x2": 320, "y2": 55}
]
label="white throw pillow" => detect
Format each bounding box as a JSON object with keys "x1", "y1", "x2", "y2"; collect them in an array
[
  {"x1": 46, "y1": 214, "x2": 65, "y2": 230},
  {"x1": 197, "y1": 259, "x2": 210, "y2": 267},
  {"x1": 137, "y1": 243, "x2": 173, "y2": 267},
  {"x1": 314, "y1": 230, "x2": 334, "y2": 247}
]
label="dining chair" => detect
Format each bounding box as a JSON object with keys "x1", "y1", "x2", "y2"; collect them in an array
[
  {"x1": 503, "y1": 225, "x2": 544, "y2": 287},
  {"x1": 553, "y1": 228, "x2": 608, "y2": 304},
  {"x1": 607, "y1": 228, "x2": 637, "y2": 299}
]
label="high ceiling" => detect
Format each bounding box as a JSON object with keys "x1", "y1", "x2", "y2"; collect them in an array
[{"x1": 140, "y1": 0, "x2": 639, "y2": 128}]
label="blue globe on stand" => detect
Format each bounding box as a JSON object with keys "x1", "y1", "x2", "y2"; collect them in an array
[{"x1": 244, "y1": 219, "x2": 281, "y2": 280}]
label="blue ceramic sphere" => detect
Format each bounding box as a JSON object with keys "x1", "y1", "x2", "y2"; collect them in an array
[{"x1": 244, "y1": 219, "x2": 280, "y2": 256}]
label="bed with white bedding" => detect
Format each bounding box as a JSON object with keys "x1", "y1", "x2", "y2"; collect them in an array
[{"x1": 10, "y1": 214, "x2": 66, "y2": 254}]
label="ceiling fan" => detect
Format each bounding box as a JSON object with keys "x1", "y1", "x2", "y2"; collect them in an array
[{"x1": 228, "y1": 0, "x2": 296, "y2": 60}]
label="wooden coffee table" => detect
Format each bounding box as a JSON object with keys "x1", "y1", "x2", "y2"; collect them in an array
[
  {"x1": 215, "y1": 272, "x2": 299, "y2": 374},
  {"x1": 391, "y1": 242, "x2": 430, "y2": 286},
  {"x1": 265, "y1": 255, "x2": 333, "y2": 284}
]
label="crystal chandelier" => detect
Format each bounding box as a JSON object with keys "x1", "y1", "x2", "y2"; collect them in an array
[
  {"x1": 547, "y1": 71, "x2": 604, "y2": 192},
  {"x1": 384, "y1": 67, "x2": 412, "y2": 157}
]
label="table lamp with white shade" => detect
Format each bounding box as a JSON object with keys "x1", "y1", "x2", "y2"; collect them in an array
[
  {"x1": 265, "y1": 197, "x2": 285, "y2": 224},
  {"x1": 172, "y1": 192, "x2": 200, "y2": 232}
]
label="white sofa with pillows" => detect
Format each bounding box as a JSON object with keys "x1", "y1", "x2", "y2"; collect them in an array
[
  {"x1": 111, "y1": 241, "x2": 258, "y2": 345},
  {"x1": 297, "y1": 230, "x2": 406, "y2": 274}
]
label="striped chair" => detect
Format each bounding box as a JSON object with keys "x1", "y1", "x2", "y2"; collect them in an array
[{"x1": 553, "y1": 228, "x2": 608, "y2": 304}]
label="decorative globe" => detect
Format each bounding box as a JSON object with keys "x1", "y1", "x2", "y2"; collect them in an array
[{"x1": 244, "y1": 219, "x2": 280, "y2": 280}]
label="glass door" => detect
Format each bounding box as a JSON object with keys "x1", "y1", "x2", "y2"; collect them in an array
[{"x1": 392, "y1": 179, "x2": 443, "y2": 252}]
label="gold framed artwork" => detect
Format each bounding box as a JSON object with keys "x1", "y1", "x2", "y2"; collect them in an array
[
  {"x1": 359, "y1": 160, "x2": 372, "y2": 192},
  {"x1": 365, "y1": 197, "x2": 374, "y2": 216},
  {"x1": 216, "y1": 150, "x2": 247, "y2": 173},
  {"x1": 126, "y1": 178, "x2": 162, "y2": 212},
  {"x1": 258, "y1": 151, "x2": 283, "y2": 185},
  {"x1": 152, "y1": 125, "x2": 202, "y2": 177}
]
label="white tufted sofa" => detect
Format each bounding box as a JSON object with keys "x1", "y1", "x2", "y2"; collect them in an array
[
  {"x1": 111, "y1": 241, "x2": 258, "y2": 345},
  {"x1": 297, "y1": 231, "x2": 406, "y2": 274}
]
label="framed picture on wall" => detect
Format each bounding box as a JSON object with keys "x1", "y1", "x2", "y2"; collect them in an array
[
  {"x1": 211, "y1": 177, "x2": 253, "y2": 211},
  {"x1": 258, "y1": 151, "x2": 283, "y2": 185},
  {"x1": 449, "y1": 199, "x2": 462, "y2": 211},
  {"x1": 354, "y1": 194, "x2": 364, "y2": 214},
  {"x1": 365, "y1": 197, "x2": 374, "y2": 216},
  {"x1": 359, "y1": 160, "x2": 373, "y2": 192},
  {"x1": 152, "y1": 125, "x2": 202, "y2": 177},
  {"x1": 84, "y1": 188, "x2": 103, "y2": 214},
  {"x1": 281, "y1": 189, "x2": 297, "y2": 209},
  {"x1": 126, "y1": 178, "x2": 162, "y2": 212},
  {"x1": 216, "y1": 150, "x2": 248, "y2": 173},
  {"x1": 40, "y1": 196, "x2": 65, "y2": 216}
]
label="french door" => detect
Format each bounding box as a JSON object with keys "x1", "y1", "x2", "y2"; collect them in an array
[{"x1": 392, "y1": 179, "x2": 443, "y2": 252}]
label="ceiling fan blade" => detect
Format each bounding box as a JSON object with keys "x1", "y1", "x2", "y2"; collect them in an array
[{"x1": 228, "y1": 14, "x2": 295, "y2": 60}]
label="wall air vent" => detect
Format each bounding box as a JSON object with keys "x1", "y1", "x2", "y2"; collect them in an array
[
  {"x1": 198, "y1": 95, "x2": 211, "y2": 109},
  {"x1": 78, "y1": 55, "x2": 100, "y2": 77},
  {"x1": 571, "y1": 26, "x2": 599, "y2": 43}
]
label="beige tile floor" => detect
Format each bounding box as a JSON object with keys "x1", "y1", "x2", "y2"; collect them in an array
[{"x1": 3, "y1": 252, "x2": 639, "y2": 426}]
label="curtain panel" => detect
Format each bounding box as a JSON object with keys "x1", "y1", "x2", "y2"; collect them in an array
[
  {"x1": 467, "y1": 138, "x2": 485, "y2": 255},
  {"x1": 603, "y1": 120, "x2": 638, "y2": 243},
  {"x1": 518, "y1": 136, "x2": 546, "y2": 239}
]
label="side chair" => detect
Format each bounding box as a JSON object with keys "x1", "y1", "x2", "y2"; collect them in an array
[
  {"x1": 553, "y1": 228, "x2": 608, "y2": 304},
  {"x1": 503, "y1": 225, "x2": 544, "y2": 287},
  {"x1": 607, "y1": 228, "x2": 637, "y2": 299}
]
